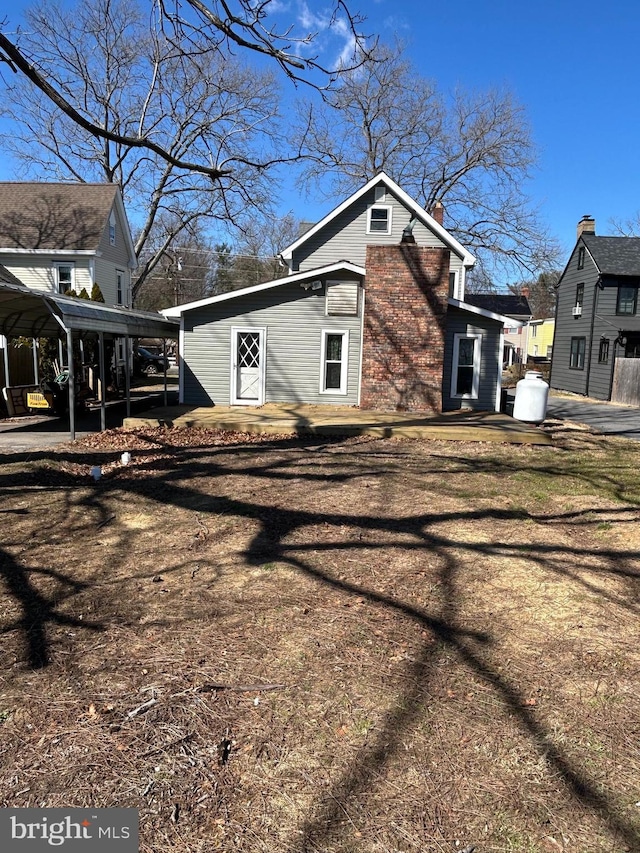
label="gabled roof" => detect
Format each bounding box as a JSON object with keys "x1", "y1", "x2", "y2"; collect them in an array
[
  {"x1": 279, "y1": 172, "x2": 476, "y2": 268},
  {"x1": 0, "y1": 181, "x2": 137, "y2": 267},
  {"x1": 581, "y1": 234, "x2": 640, "y2": 277},
  {"x1": 164, "y1": 261, "x2": 366, "y2": 317},
  {"x1": 448, "y1": 298, "x2": 523, "y2": 327},
  {"x1": 464, "y1": 293, "x2": 532, "y2": 319}
]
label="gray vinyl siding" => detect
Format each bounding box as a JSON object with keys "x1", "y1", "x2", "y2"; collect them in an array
[
  {"x1": 550, "y1": 241, "x2": 598, "y2": 396},
  {"x1": 589, "y1": 279, "x2": 640, "y2": 399},
  {"x1": 97, "y1": 203, "x2": 133, "y2": 269},
  {"x1": 442, "y1": 306, "x2": 502, "y2": 411},
  {"x1": 292, "y1": 188, "x2": 448, "y2": 271},
  {"x1": 182, "y1": 277, "x2": 363, "y2": 406},
  {"x1": 550, "y1": 238, "x2": 640, "y2": 399},
  {"x1": 94, "y1": 257, "x2": 129, "y2": 306}
]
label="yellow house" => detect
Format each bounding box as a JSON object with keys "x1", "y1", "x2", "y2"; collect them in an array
[{"x1": 527, "y1": 318, "x2": 555, "y2": 360}]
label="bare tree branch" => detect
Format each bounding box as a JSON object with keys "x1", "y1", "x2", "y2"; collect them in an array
[
  {"x1": 0, "y1": 31, "x2": 230, "y2": 179},
  {"x1": 293, "y1": 41, "x2": 561, "y2": 285}
]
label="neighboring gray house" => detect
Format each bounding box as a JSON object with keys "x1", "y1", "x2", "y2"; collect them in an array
[
  {"x1": 465, "y1": 293, "x2": 533, "y2": 367},
  {"x1": 165, "y1": 173, "x2": 520, "y2": 413},
  {"x1": 0, "y1": 182, "x2": 136, "y2": 307},
  {"x1": 550, "y1": 215, "x2": 640, "y2": 401}
]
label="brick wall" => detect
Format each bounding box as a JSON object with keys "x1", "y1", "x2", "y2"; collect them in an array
[{"x1": 361, "y1": 244, "x2": 449, "y2": 411}]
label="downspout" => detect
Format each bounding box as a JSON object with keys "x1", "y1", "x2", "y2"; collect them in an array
[
  {"x1": 495, "y1": 327, "x2": 505, "y2": 412},
  {"x1": 357, "y1": 284, "x2": 365, "y2": 407},
  {"x1": 177, "y1": 316, "x2": 183, "y2": 404},
  {"x1": 585, "y1": 277, "x2": 601, "y2": 397}
]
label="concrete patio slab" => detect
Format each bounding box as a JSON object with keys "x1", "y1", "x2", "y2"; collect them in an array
[{"x1": 123, "y1": 403, "x2": 553, "y2": 445}]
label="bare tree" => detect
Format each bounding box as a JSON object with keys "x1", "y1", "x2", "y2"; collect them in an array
[
  {"x1": 295, "y1": 42, "x2": 561, "y2": 284},
  {"x1": 508, "y1": 271, "x2": 560, "y2": 319},
  {"x1": 610, "y1": 213, "x2": 640, "y2": 237},
  {"x1": 0, "y1": 0, "x2": 371, "y2": 177},
  {"x1": 0, "y1": 0, "x2": 292, "y2": 301},
  {"x1": 0, "y1": 0, "x2": 372, "y2": 303}
]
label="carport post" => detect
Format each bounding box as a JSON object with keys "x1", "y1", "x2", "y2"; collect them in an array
[
  {"x1": 67, "y1": 328, "x2": 76, "y2": 442},
  {"x1": 2, "y1": 335, "x2": 9, "y2": 386},
  {"x1": 32, "y1": 339, "x2": 39, "y2": 384},
  {"x1": 124, "y1": 334, "x2": 131, "y2": 418},
  {"x1": 162, "y1": 338, "x2": 168, "y2": 406},
  {"x1": 98, "y1": 331, "x2": 106, "y2": 432}
]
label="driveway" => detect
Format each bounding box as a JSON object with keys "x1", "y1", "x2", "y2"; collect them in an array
[
  {"x1": 546, "y1": 394, "x2": 640, "y2": 440},
  {"x1": 0, "y1": 384, "x2": 179, "y2": 454}
]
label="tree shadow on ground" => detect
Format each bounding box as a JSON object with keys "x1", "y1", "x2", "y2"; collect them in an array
[{"x1": 0, "y1": 435, "x2": 638, "y2": 850}]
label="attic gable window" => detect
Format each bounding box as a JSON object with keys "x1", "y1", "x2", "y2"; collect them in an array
[
  {"x1": 577, "y1": 246, "x2": 585, "y2": 269},
  {"x1": 367, "y1": 205, "x2": 392, "y2": 235},
  {"x1": 109, "y1": 211, "x2": 116, "y2": 246}
]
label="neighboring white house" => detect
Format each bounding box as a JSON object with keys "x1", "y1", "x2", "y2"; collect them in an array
[{"x1": 0, "y1": 182, "x2": 136, "y2": 307}]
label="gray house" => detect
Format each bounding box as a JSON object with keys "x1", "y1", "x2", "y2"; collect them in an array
[
  {"x1": 550, "y1": 216, "x2": 640, "y2": 402},
  {"x1": 165, "y1": 173, "x2": 520, "y2": 413}
]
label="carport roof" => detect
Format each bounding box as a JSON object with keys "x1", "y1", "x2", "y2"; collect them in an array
[{"x1": 0, "y1": 279, "x2": 178, "y2": 339}]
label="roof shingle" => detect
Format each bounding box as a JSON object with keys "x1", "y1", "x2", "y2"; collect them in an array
[
  {"x1": 0, "y1": 182, "x2": 118, "y2": 250},
  {"x1": 582, "y1": 234, "x2": 640, "y2": 277},
  {"x1": 464, "y1": 293, "x2": 532, "y2": 318}
]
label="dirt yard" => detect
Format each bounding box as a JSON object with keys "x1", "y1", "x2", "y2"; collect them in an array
[{"x1": 0, "y1": 421, "x2": 638, "y2": 853}]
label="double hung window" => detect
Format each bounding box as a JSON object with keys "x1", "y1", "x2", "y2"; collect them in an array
[
  {"x1": 320, "y1": 330, "x2": 348, "y2": 395},
  {"x1": 451, "y1": 334, "x2": 481, "y2": 398},
  {"x1": 54, "y1": 262, "x2": 74, "y2": 294},
  {"x1": 367, "y1": 205, "x2": 392, "y2": 235},
  {"x1": 570, "y1": 337, "x2": 586, "y2": 369},
  {"x1": 616, "y1": 286, "x2": 637, "y2": 315}
]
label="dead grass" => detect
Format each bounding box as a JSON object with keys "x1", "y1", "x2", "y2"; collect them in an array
[{"x1": 0, "y1": 423, "x2": 639, "y2": 853}]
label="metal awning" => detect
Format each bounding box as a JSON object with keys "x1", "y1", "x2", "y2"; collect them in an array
[
  {"x1": 0, "y1": 280, "x2": 179, "y2": 441},
  {"x1": 0, "y1": 280, "x2": 178, "y2": 339}
]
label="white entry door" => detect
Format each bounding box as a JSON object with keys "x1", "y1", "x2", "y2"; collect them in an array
[{"x1": 231, "y1": 328, "x2": 265, "y2": 405}]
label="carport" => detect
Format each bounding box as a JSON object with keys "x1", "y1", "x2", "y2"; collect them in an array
[{"x1": 0, "y1": 279, "x2": 178, "y2": 440}]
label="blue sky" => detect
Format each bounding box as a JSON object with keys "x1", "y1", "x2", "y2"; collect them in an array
[
  {"x1": 357, "y1": 0, "x2": 640, "y2": 259},
  {"x1": 1, "y1": 0, "x2": 640, "y2": 268}
]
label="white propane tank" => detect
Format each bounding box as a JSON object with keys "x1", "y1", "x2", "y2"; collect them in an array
[{"x1": 512, "y1": 371, "x2": 549, "y2": 425}]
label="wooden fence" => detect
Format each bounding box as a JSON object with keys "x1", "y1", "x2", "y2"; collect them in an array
[{"x1": 611, "y1": 357, "x2": 640, "y2": 406}]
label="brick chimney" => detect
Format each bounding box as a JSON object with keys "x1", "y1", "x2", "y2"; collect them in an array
[
  {"x1": 431, "y1": 201, "x2": 444, "y2": 225},
  {"x1": 577, "y1": 215, "x2": 595, "y2": 238},
  {"x1": 361, "y1": 244, "x2": 450, "y2": 412},
  {"x1": 520, "y1": 285, "x2": 530, "y2": 298}
]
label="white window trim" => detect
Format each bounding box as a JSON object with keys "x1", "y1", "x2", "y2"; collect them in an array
[
  {"x1": 53, "y1": 261, "x2": 75, "y2": 293},
  {"x1": 449, "y1": 269, "x2": 459, "y2": 299},
  {"x1": 366, "y1": 204, "x2": 392, "y2": 235},
  {"x1": 116, "y1": 269, "x2": 125, "y2": 305},
  {"x1": 109, "y1": 211, "x2": 116, "y2": 246},
  {"x1": 450, "y1": 333, "x2": 482, "y2": 399},
  {"x1": 320, "y1": 329, "x2": 349, "y2": 395}
]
